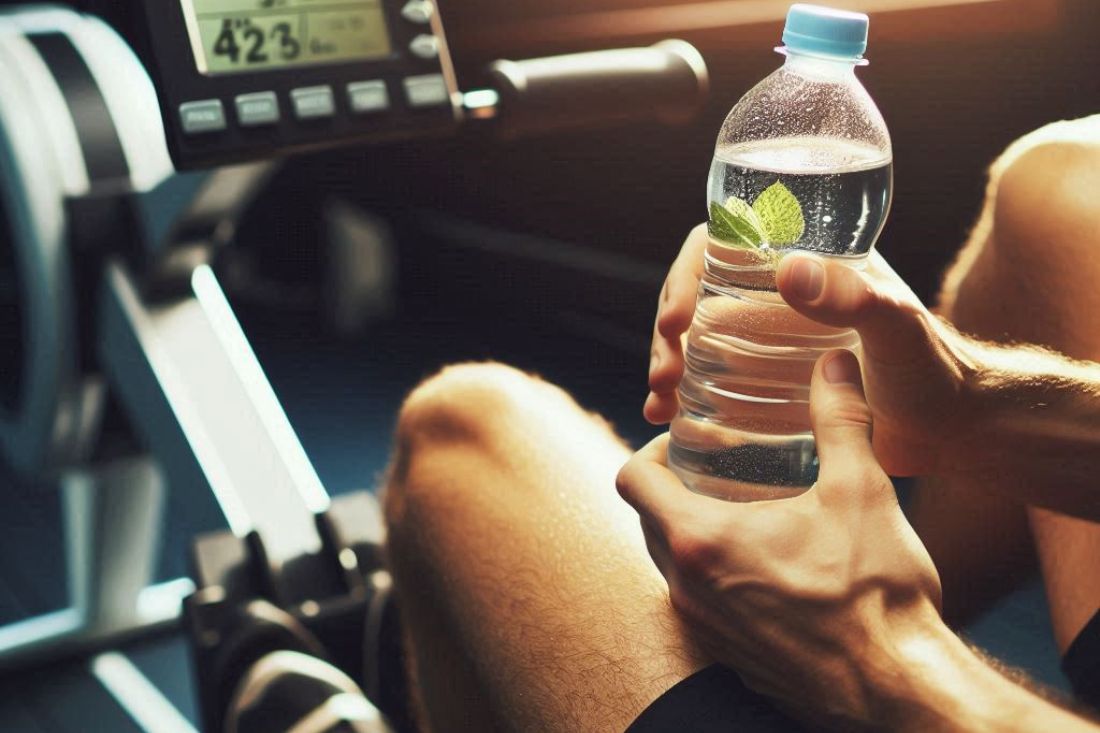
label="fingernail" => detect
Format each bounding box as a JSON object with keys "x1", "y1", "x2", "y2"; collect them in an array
[
  {"x1": 824, "y1": 351, "x2": 862, "y2": 385},
  {"x1": 789, "y1": 258, "x2": 825, "y2": 302}
]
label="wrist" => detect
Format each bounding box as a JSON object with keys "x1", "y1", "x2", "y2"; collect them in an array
[
  {"x1": 803, "y1": 600, "x2": 953, "y2": 730},
  {"x1": 933, "y1": 333, "x2": 1002, "y2": 476},
  {"x1": 872, "y1": 613, "x2": 990, "y2": 731},
  {"x1": 859, "y1": 604, "x2": 1083, "y2": 733}
]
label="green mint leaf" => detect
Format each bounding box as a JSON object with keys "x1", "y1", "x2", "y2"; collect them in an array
[
  {"x1": 708, "y1": 200, "x2": 764, "y2": 249},
  {"x1": 725, "y1": 196, "x2": 766, "y2": 236},
  {"x1": 752, "y1": 181, "x2": 805, "y2": 246}
]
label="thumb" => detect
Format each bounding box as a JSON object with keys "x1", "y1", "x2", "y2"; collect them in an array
[
  {"x1": 810, "y1": 350, "x2": 883, "y2": 487},
  {"x1": 777, "y1": 254, "x2": 933, "y2": 368}
]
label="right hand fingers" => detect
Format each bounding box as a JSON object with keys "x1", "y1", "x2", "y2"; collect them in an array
[
  {"x1": 646, "y1": 224, "x2": 709, "y2": 424},
  {"x1": 776, "y1": 253, "x2": 938, "y2": 369}
]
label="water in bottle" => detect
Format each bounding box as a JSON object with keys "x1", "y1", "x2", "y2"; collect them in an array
[{"x1": 668, "y1": 4, "x2": 893, "y2": 501}]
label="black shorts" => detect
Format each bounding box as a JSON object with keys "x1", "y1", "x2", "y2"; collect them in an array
[
  {"x1": 1063, "y1": 608, "x2": 1100, "y2": 710},
  {"x1": 625, "y1": 666, "x2": 806, "y2": 733},
  {"x1": 630, "y1": 610, "x2": 1100, "y2": 733}
]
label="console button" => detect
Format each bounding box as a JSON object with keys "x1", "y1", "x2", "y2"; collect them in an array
[
  {"x1": 409, "y1": 34, "x2": 440, "y2": 60},
  {"x1": 179, "y1": 100, "x2": 226, "y2": 134},
  {"x1": 404, "y1": 74, "x2": 450, "y2": 108},
  {"x1": 291, "y1": 86, "x2": 336, "y2": 120},
  {"x1": 400, "y1": 0, "x2": 433, "y2": 23},
  {"x1": 348, "y1": 81, "x2": 391, "y2": 114},
  {"x1": 401, "y1": 0, "x2": 435, "y2": 24},
  {"x1": 236, "y1": 92, "x2": 280, "y2": 127}
]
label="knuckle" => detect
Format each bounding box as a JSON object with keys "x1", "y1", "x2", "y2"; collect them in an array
[
  {"x1": 668, "y1": 585, "x2": 698, "y2": 620},
  {"x1": 657, "y1": 307, "x2": 687, "y2": 339},
  {"x1": 648, "y1": 369, "x2": 680, "y2": 395},
  {"x1": 615, "y1": 459, "x2": 641, "y2": 500},
  {"x1": 614, "y1": 464, "x2": 632, "y2": 498},
  {"x1": 668, "y1": 527, "x2": 722, "y2": 581},
  {"x1": 860, "y1": 292, "x2": 930, "y2": 349},
  {"x1": 854, "y1": 466, "x2": 892, "y2": 496},
  {"x1": 820, "y1": 466, "x2": 891, "y2": 507},
  {"x1": 819, "y1": 400, "x2": 873, "y2": 431},
  {"x1": 850, "y1": 278, "x2": 885, "y2": 321},
  {"x1": 648, "y1": 365, "x2": 670, "y2": 392}
]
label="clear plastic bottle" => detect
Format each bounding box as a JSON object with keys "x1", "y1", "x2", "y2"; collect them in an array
[{"x1": 668, "y1": 4, "x2": 893, "y2": 501}]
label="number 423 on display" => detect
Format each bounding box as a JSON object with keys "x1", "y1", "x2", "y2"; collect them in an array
[{"x1": 212, "y1": 18, "x2": 301, "y2": 65}]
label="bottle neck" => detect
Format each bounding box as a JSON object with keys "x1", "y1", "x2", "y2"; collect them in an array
[{"x1": 782, "y1": 50, "x2": 859, "y2": 80}]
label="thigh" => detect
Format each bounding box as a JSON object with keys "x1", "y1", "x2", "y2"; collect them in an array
[
  {"x1": 384, "y1": 363, "x2": 712, "y2": 733},
  {"x1": 1030, "y1": 509, "x2": 1100, "y2": 653},
  {"x1": 907, "y1": 473, "x2": 1036, "y2": 627}
]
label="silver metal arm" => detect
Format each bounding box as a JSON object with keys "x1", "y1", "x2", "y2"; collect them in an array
[
  {"x1": 100, "y1": 259, "x2": 330, "y2": 566},
  {"x1": 0, "y1": 256, "x2": 333, "y2": 668}
]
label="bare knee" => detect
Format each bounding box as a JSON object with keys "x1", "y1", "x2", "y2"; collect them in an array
[
  {"x1": 991, "y1": 138, "x2": 1100, "y2": 274},
  {"x1": 385, "y1": 362, "x2": 589, "y2": 519},
  {"x1": 394, "y1": 362, "x2": 571, "y2": 451},
  {"x1": 941, "y1": 119, "x2": 1100, "y2": 350}
]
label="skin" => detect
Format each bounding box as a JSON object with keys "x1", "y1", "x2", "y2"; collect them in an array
[
  {"x1": 619, "y1": 351, "x2": 1097, "y2": 731},
  {"x1": 649, "y1": 121, "x2": 1100, "y2": 644},
  {"x1": 384, "y1": 363, "x2": 712, "y2": 733},
  {"x1": 648, "y1": 226, "x2": 1100, "y2": 518},
  {"x1": 632, "y1": 119, "x2": 1100, "y2": 728},
  {"x1": 648, "y1": 226, "x2": 972, "y2": 479}
]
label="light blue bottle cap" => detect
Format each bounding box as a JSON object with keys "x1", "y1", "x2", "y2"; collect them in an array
[{"x1": 782, "y1": 4, "x2": 869, "y2": 59}]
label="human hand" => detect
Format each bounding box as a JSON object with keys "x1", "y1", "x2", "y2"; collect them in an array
[
  {"x1": 622, "y1": 350, "x2": 944, "y2": 727},
  {"x1": 646, "y1": 225, "x2": 980, "y2": 477}
]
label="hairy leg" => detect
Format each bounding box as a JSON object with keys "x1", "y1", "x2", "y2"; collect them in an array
[
  {"x1": 923, "y1": 116, "x2": 1100, "y2": 647},
  {"x1": 383, "y1": 363, "x2": 710, "y2": 733}
]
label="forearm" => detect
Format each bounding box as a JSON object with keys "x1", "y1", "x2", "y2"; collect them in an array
[
  {"x1": 866, "y1": 611, "x2": 1096, "y2": 733},
  {"x1": 948, "y1": 338, "x2": 1100, "y2": 519}
]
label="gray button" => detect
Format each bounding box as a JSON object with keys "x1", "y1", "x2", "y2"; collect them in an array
[
  {"x1": 236, "y1": 92, "x2": 280, "y2": 127},
  {"x1": 348, "y1": 81, "x2": 390, "y2": 114},
  {"x1": 291, "y1": 86, "x2": 336, "y2": 120},
  {"x1": 404, "y1": 74, "x2": 450, "y2": 108},
  {"x1": 409, "y1": 34, "x2": 440, "y2": 60},
  {"x1": 179, "y1": 100, "x2": 226, "y2": 134},
  {"x1": 401, "y1": 0, "x2": 435, "y2": 24}
]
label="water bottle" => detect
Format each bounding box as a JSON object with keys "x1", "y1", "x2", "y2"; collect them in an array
[{"x1": 668, "y1": 4, "x2": 893, "y2": 501}]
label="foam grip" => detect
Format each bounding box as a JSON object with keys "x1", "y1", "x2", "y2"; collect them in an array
[{"x1": 489, "y1": 40, "x2": 709, "y2": 138}]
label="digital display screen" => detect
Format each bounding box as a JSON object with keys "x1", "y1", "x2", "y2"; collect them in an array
[{"x1": 181, "y1": 0, "x2": 393, "y2": 75}]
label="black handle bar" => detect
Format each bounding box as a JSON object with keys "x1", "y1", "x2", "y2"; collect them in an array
[{"x1": 472, "y1": 40, "x2": 709, "y2": 138}]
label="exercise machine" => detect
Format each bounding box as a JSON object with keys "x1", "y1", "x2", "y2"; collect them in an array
[{"x1": 0, "y1": 1, "x2": 708, "y2": 728}]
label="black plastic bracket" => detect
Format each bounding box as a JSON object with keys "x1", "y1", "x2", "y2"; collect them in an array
[{"x1": 184, "y1": 491, "x2": 388, "y2": 733}]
